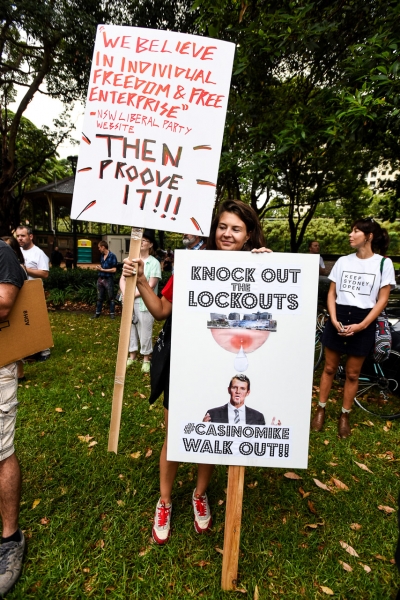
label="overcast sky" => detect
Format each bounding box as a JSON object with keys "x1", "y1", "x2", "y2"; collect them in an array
[{"x1": 10, "y1": 86, "x2": 85, "y2": 159}]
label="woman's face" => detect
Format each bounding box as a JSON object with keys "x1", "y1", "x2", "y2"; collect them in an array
[
  {"x1": 215, "y1": 211, "x2": 250, "y2": 251},
  {"x1": 349, "y1": 226, "x2": 371, "y2": 249}
]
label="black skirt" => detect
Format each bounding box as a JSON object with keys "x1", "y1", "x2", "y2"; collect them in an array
[{"x1": 321, "y1": 304, "x2": 376, "y2": 357}]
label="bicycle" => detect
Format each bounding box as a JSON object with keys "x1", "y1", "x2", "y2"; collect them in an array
[
  {"x1": 314, "y1": 308, "x2": 328, "y2": 371},
  {"x1": 314, "y1": 309, "x2": 400, "y2": 419}
]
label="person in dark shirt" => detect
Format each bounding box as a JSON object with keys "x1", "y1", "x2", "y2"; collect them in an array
[
  {"x1": 64, "y1": 249, "x2": 73, "y2": 269},
  {"x1": 0, "y1": 240, "x2": 27, "y2": 596},
  {"x1": 91, "y1": 241, "x2": 118, "y2": 319},
  {"x1": 50, "y1": 246, "x2": 63, "y2": 268}
]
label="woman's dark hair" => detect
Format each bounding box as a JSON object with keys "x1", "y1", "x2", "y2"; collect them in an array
[
  {"x1": 207, "y1": 200, "x2": 265, "y2": 251},
  {"x1": 1, "y1": 236, "x2": 25, "y2": 264},
  {"x1": 351, "y1": 218, "x2": 389, "y2": 256}
]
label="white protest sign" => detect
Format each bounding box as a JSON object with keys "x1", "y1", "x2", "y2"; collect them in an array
[
  {"x1": 167, "y1": 251, "x2": 319, "y2": 468},
  {"x1": 70, "y1": 25, "x2": 235, "y2": 235}
]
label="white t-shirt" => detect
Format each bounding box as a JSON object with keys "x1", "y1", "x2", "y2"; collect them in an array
[
  {"x1": 329, "y1": 253, "x2": 396, "y2": 308},
  {"x1": 21, "y1": 245, "x2": 49, "y2": 281}
]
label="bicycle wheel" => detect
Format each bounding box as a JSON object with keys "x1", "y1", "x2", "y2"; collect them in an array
[{"x1": 354, "y1": 350, "x2": 400, "y2": 419}]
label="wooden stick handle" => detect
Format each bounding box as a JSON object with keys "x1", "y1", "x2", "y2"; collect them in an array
[
  {"x1": 221, "y1": 465, "x2": 245, "y2": 590},
  {"x1": 108, "y1": 227, "x2": 143, "y2": 453}
]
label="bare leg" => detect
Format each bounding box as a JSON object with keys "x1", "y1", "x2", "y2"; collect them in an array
[
  {"x1": 195, "y1": 464, "x2": 214, "y2": 496},
  {"x1": 16, "y1": 361, "x2": 24, "y2": 379},
  {"x1": 319, "y1": 347, "x2": 341, "y2": 403},
  {"x1": 143, "y1": 355, "x2": 150, "y2": 363},
  {"x1": 343, "y1": 355, "x2": 366, "y2": 410},
  {"x1": 159, "y1": 408, "x2": 179, "y2": 504},
  {"x1": 0, "y1": 454, "x2": 21, "y2": 537},
  {"x1": 129, "y1": 352, "x2": 137, "y2": 360}
]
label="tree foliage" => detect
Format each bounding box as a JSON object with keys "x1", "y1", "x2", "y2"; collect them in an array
[
  {"x1": 0, "y1": 0, "x2": 199, "y2": 234},
  {"x1": 195, "y1": 0, "x2": 400, "y2": 250}
]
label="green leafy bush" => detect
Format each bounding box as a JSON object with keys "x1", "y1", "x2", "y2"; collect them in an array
[{"x1": 45, "y1": 267, "x2": 122, "y2": 306}]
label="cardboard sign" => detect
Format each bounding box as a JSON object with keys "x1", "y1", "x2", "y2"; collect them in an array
[
  {"x1": 71, "y1": 25, "x2": 235, "y2": 235},
  {"x1": 167, "y1": 251, "x2": 319, "y2": 469},
  {"x1": 0, "y1": 279, "x2": 53, "y2": 367}
]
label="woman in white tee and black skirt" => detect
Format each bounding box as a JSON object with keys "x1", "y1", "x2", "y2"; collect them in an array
[{"x1": 311, "y1": 218, "x2": 396, "y2": 438}]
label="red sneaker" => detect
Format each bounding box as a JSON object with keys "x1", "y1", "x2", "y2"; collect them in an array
[
  {"x1": 192, "y1": 489, "x2": 212, "y2": 533},
  {"x1": 152, "y1": 499, "x2": 172, "y2": 545}
]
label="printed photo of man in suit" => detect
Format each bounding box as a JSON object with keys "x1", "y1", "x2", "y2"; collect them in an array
[{"x1": 203, "y1": 374, "x2": 265, "y2": 425}]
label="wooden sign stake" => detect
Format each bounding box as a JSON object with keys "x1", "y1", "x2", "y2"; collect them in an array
[
  {"x1": 108, "y1": 227, "x2": 143, "y2": 453},
  {"x1": 221, "y1": 465, "x2": 245, "y2": 590}
]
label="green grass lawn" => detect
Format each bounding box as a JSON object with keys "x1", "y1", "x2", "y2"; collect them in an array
[{"x1": 8, "y1": 312, "x2": 400, "y2": 599}]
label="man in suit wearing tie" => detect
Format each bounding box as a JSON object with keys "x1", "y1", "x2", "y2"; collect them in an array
[{"x1": 203, "y1": 374, "x2": 265, "y2": 425}]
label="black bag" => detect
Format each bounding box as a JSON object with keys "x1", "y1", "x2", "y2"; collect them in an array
[{"x1": 149, "y1": 315, "x2": 172, "y2": 405}]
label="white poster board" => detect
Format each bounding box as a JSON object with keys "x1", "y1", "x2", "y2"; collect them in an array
[
  {"x1": 168, "y1": 251, "x2": 319, "y2": 468},
  {"x1": 70, "y1": 25, "x2": 235, "y2": 236}
]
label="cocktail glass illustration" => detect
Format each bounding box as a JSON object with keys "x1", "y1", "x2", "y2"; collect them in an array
[{"x1": 207, "y1": 312, "x2": 277, "y2": 372}]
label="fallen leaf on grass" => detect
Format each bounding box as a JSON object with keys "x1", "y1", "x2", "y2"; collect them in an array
[
  {"x1": 40, "y1": 517, "x2": 50, "y2": 525},
  {"x1": 308, "y1": 500, "x2": 317, "y2": 514},
  {"x1": 116, "y1": 500, "x2": 125, "y2": 507},
  {"x1": 339, "y1": 560, "x2": 353, "y2": 572},
  {"x1": 95, "y1": 539, "x2": 105, "y2": 549},
  {"x1": 138, "y1": 547, "x2": 151, "y2": 557},
  {"x1": 195, "y1": 560, "x2": 210, "y2": 567},
  {"x1": 149, "y1": 428, "x2": 157, "y2": 433},
  {"x1": 145, "y1": 448, "x2": 153, "y2": 458},
  {"x1": 332, "y1": 478, "x2": 349, "y2": 491},
  {"x1": 234, "y1": 588, "x2": 247, "y2": 594},
  {"x1": 354, "y1": 461, "x2": 373, "y2": 473},
  {"x1": 340, "y1": 541, "x2": 359, "y2": 557},
  {"x1": 350, "y1": 523, "x2": 362, "y2": 530},
  {"x1": 328, "y1": 462, "x2": 338, "y2": 467},
  {"x1": 361, "y1": 420, "x2": 374, "y2": 427},
  {"x1": 139, "y1": 393, "x2": 146, "y2": 399},
  {"x1": 130, "y1": 452, "x2": 141, "y2": 459},
  {"x1": 284, "y1": 472, "x2": 302, "y2": 480},
  {"x1": 32, "y1": 499, "x2": 41, "y2": 509},
  {"x1": 218, "y1": 499, "x2": 224, "y2": 505},
  {"x1": 254, "y1": 584, "x2": 259, "y2": 600},
  {"x1": 313, "y1": 479, "x2": 331, "y2": 491},
  {"x1": 55, "y1": 408, "x2": 63, "y2": 413},
  {"x1": 378, "y1": 505, "x2": 395, "y2": 514},
  {"x1": 374, "y1": 554, "x2": 386, "y2": 561},
  {"x1": 82, "y1": 568, "x2": 90, "y2": 573},
  {"x1": 359, "y1": 563, "x2": 371, "y2": 572},
  {"x1": 88, "y1": 441, "x2": 97, "y2": 448},
  {"x1": 215, "y1": 547, "x2": 224, "y2": 555},
  {"x1": 66, "y1": 349, "x2": 71, "y2": 353},
  {"x1": 320, "y1": 586, "x2": 334, "y2": 595},
  {"x1": 78, "y1": 435, "x2": 94, "y2": 443},
  {"x1": 304, "y1": 522, "x2": 324, "y2": 529},
  {"x1": 324, "y1": 440, "x2": 329, "y2": 445},
  {"x1": 101, "y1": 392, "x2": 105, "y2": 397},
  {"x1": 247, "y1": 481, "x2": 258, "y2": 489},
  {"x1": 351, "y1": 475, "x2": 360, "y2": 482},
  {"x1": 299, "y1": 487, "x2": 311, "y2": 499}
]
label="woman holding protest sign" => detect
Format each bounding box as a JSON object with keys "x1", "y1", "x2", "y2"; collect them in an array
[
  {"x1": 311, "y1": 218, "x2": 396, "y2": 438},
  {"x1": 123, "y1": 200, "x2": 272, "y2": 544}
]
